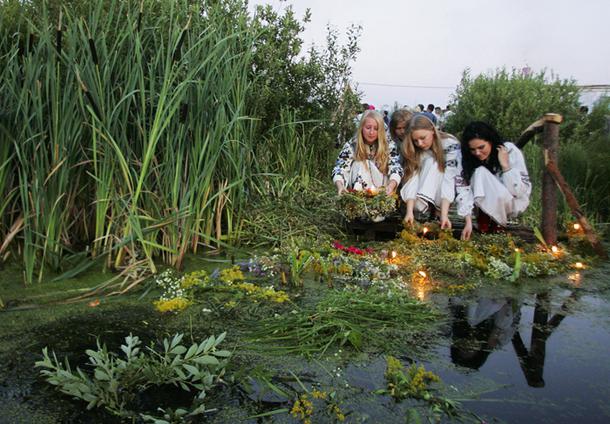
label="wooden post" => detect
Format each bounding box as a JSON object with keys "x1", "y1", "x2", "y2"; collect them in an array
[{"x1": 541, "y1": 114, "x2": 562, "y2": 245}]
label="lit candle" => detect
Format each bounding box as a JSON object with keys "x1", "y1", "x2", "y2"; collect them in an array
[
  {"x1": 573, "y1": 223, "x2": 581, "y2": 231},
  {"x1": 391, "y1": 251, "x2": 397, "y2": 259},
  {"x1": 418, "y1": 270, "x2": 427, "y2": 278},
  {"x1": 574, "y1": 262, "x2": 584, "y2": 269},
  {"x1": 422, "y1": 227, "x2": 429, "y2": 235}
]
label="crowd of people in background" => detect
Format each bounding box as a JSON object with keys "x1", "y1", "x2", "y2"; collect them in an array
[{"x1": 332, "y1": 102, "x2": 531, "y2": 240}]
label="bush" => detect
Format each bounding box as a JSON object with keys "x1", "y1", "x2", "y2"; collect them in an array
[{"x1": 446, "y1": 68, "x2": 580, "y2": 140}]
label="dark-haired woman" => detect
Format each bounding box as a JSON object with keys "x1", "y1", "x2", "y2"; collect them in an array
[{"x1": 460, "y1": 121, "x2": 531, "y2": 238}]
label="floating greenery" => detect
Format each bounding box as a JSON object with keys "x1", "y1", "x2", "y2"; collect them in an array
[
  {"x1": 337, "y1": 189, "x2": 398, "y2": 222},
  {"x1": 376, "y1": 356, "x2": 466, "y2": 422},
  {"x1": 250, "y1": 287, "x2": 441, "y2": 357},
  {"x1": 36, "y1": 333, "x2": 230, "y2": 422},
  {"x1": 152, "y1": 267, "x2": 290, "y2": 313}
]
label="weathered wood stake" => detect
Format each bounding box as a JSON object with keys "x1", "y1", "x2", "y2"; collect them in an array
[
  {"x1": 545, "y1": 160, "x2": 608, "y2": 258},
  {"x1": 541, "y1": 114, "x2": 562, "y2": 245}
]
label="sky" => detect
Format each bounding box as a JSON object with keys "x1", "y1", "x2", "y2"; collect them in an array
[{"x1": 248, "y1": 0, "x2": 610, "y2": 111}]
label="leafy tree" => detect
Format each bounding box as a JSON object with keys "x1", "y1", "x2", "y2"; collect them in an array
[{"x1": 446, "y1": 68, "x2": 581, "y2": 141}]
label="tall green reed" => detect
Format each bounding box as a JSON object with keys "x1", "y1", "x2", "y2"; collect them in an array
[{"x1": 1, "y1": 0, "x2": 258, "y2": 283}]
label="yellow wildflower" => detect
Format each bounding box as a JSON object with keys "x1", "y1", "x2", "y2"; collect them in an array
[
  {"x1": 311, "y1": 389, "x2": 327, "y2": 400},
  {"x1": 219, "y1": 266, "x2": 245, "y2": 284},
  {"x1": 153, "y1": 297, "x2": 191, "y2": 313},
  {"x1": 181, "y1": 270, "x2": 209, "y2": 289}
]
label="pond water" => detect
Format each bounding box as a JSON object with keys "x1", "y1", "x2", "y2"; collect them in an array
[{"x1": 1, "y1": 257, "x2": 609, "y2": 423}]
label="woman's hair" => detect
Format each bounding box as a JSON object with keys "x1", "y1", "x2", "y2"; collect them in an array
[
  {"x1": 389, "y1": 109, "x2": 413, "y2": 142},
  {"x1": 461, "y1": 121, "x2": 505, "y2": 184},
  {"x1": 402, "y1": 114, "x2": 456, "y2": 180},
  {"x1": 355, "y1": 110, "x2": 390, "y2": 174}
]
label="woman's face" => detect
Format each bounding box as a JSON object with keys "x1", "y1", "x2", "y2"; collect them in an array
[
  {"x1": 361, "y1": 118, "x2": 379, "y2": 144},
  {"x1": 468, "y1": 138, "x2": 493, "y2": 162},
  {"x1": 394, "y1": 120, "x2": 407, "y2": 140},
  {"x1": 411, "y1": 129, "x2": 434, "y2": 150}
]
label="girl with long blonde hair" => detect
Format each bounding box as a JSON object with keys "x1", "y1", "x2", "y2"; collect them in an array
[
  {"x1": 333, "y1": 110, "x2": 403, "y2": 196},
  {"x1": 400, "y1": 114, "x2": 470, "y2": 235}
]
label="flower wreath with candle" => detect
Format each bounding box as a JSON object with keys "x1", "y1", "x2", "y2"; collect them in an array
[{"x1": 337, "y1": 187, "x2": 398, "y2": 222}]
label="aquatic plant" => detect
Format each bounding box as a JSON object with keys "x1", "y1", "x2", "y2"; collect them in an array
[
  {"x1": 383, "y1": 356, "x2": 441, "y2": 401},
  {"x1": 377, "y1": 356, "x2": 466, "y2": 422},
  {"x1": 36, "y1": 332, "x2": 230, "y2": 421},
  {"x1": 250, "y1": 287, "x2": 440, "y2": 357},
  {"x1": 152, "y1": 266, "x2": 290, "y2": 314}
]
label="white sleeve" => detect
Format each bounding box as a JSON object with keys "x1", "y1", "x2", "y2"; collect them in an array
[
  {"x1": 441, "y1": 138, "x2": 460, "y2": 203},
  {"x1": 441, "y1": 138, "x2": 473, "y2": 217},
  {"x1": 501, "y1": 143, "x2": 531, "y2": 198},
  {"x1": 332, "y1": 140, "x2": 355, "y2": 185}
]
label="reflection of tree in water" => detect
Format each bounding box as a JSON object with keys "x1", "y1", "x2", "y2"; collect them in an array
[
  {"x1": 450, "y1": 290, "x2": 580, "y2": 387},
  {"x1": 512, "y1": 291, "x2": 580, "y2": 387}
]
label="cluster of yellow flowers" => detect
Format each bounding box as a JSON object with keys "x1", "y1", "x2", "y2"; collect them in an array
[
  {"x1": 290, "y1": 394, "x2": 314, "y2": 423},
  {"x1": 385, "y1": 356, "x2": 440, "y2": 400},
  {"x1": 153, "y1": 297, "x2": 191, "y2": 313},
  {"x1": 180, "y1": 270, "x2": 209, "y2": 289},
  {"x1": 219, "y1": 266, "x2": 245, "y2": 284},
  {"x1": 230, "y1": 282, "x2": 289, "y2": 303},
  {"x1": 291, "y1": 390, "x2": 346, "y2": 422},
  {"x1": 407, "y1": 364, "x2": 440, "y2": 397},
  {"x1": 311, "y1": 389, "x2": 327, "y2": 400},
  {"x1": 330, "y1": 404, "x2": 346, "y2": 422}
]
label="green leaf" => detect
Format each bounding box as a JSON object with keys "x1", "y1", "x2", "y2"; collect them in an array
[
  {"x1": 184, "y1": 344, "x2": 198, "y2": 360},
  {"x1": 183, "y1": 364, "x2": 201, "y2": 376},
  {"x1": 94, "y1": 369, "x2": 110, "y2": 381},
  {"x1": 170, "y1": 345, "x2": 187, "y2": 355},
  {"x1": 193, "y1": 355, "x2": 219, "y2": 366}
]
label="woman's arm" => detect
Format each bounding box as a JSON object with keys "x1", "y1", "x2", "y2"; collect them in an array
[
  {"x1": 332, "y1": 140, "x2": 355, "y2": 194},
  {"x1": 386, "y1": 140, "x2": 404, "y2": 194},
  {"x1": 404, "y1": 199, "x2": 415, "y2": 224},
  {"x1": 500, "y1": 143, "x2": 531, "y2": 198}
]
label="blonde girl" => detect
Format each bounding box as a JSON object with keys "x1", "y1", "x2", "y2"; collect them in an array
[
  {"x1": 333, "y1": 110, "x2": 403, "y2": 195},
  {"x1": 400, "y1": 114, "x2": 470, "y2": 236}
]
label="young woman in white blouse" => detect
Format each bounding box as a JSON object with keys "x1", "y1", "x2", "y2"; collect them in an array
[
  {"x1": 400, "y1": 114, "x2": 469, "y2": 231},
  {"x1": 332, "y1": 110, "x2": 403, "y2": 196},
  {"x1": 459, "y1": 121, "x2": 531, "y2": 239}
]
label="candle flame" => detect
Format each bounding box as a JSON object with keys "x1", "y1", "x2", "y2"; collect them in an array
[
  {"x1": 418, "y1": 270, "x2": 427, "y2": 278},
  {"x1": 514, "y1": 248, "x2": 521, "y2": 253},
  {"x1": 422, "y1": 227, "x2": 429, "y2": 234},
  {"x1": 391, "y1": 250, "x2": 397, "y2": 259},
  {"x1": 575, "y1": 262, "x2": 584, "y2": 269},
  {"x1": 573, "y1": 223, "x2": 581, "y2": 231},
  {"x1": 551, "y1": 245, "x2": 559, "y2": 253}
]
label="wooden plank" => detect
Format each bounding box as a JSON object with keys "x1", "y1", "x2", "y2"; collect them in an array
[{"x1": 517, "y1": 114, "x2": 563, "y2": 148}]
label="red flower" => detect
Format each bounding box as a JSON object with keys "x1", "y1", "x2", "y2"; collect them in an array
[{"x1": 332, "y1": 240, "x2": 345, "y2": 250}]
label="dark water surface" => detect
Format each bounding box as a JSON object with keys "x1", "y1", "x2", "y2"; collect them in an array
[{"x1": 1, "y1": 258, "x2": 609, "y2": 423}]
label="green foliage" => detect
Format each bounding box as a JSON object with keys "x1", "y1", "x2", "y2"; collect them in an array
[
  {"x1": 35, "y1": 332, "x2": 230, "y2": 421},
  {"x1": 0, "y1": 0, "x2": 361, "y2": 283},
  {"x1": 558, "y1": 96, "x2": 610, "y2": 220},
  {"x1": 337, "y1": 190, "x2": 398, "y2": 222},
  {"x1": 446, "y1": 68, "x2": 580, "y2": 140},
  {"x1": 378, "y1": 356, "x2": 464, "y2": 422},
  {"x1": 250, "y1": 287, "x2": 440, "y2": 357}
]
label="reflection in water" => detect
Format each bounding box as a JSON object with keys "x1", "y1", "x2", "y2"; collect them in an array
[
  {"x1": 450, "y1": 290, "x2": 580, "y2": 387},
  {"x1": 512, "y1": 290, "x2": 580, "y2": 387},
  {"x1": 450, "y1": 298, "x2": 519, "y2": 370}
]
